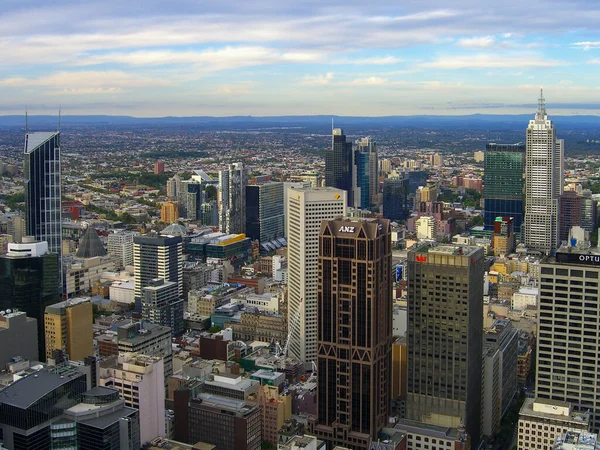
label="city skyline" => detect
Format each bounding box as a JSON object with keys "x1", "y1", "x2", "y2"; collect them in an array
[{"x1": 2, "y1": 0, "x2": 600, "y2": 116}]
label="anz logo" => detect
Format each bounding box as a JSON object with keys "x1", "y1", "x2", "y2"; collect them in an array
[
  {"x1": 339, "y1": 226, "x2": 355, "y2": 233},
  {"x1": 415, "y1": 255, "x2": 427, "y2": 263}
]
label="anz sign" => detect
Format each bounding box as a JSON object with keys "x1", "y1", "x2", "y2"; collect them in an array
[{"x1": 338, "y1": 226, "x2": 355, "y2": 233}]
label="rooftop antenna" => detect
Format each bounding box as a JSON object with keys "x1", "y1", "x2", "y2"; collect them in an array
[
  {"x1": 58, "y1": 105, "x2": 61, "y2": 133},
  {"x1": 537, "y1": 87, "x2": 546, "y2": 119},
  {"x1": 25, "y1": 107, "x2": 28, "y2": 134}
]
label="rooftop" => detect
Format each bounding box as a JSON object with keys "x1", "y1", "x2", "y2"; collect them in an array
[
  {"x1": 25, "y1": 131, "x2": 59, "y2": 153},
  {"x1": 0, "y1": 370, "x2": 82, "y2": 409}
]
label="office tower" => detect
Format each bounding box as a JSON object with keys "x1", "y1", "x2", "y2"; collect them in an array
[
  {"x1": 325, "y1": 128, "x2": 354, "y2": 207},
  {"x1": 559, "y1": 191, "x2": 582, "y2": 243},
  {"x1": 154, "y1": 160, "x2": 165, "y2": 174},
  {"x1": 406, "y1": 243, "x2": 484, "y2": 447},
  {"x1": 219, "y1": 162, "x2": 247, "y2": 234},
  {"x1": 0, "y1": 368, "x2": 88, "y2": 449},
  {"x1": 416, "y1": 216, "x2": 437, "y2": 240},
  {"x1": 483, "y1": 143, "x2": 526, "y2": 233},
  {"x1": 246, "y1": 182, "x2": 285, "y2": 243},
  {"x1": 107, "y1": 230, "x2": 138, "y2": 269},
  {"x1": 99, "y1": 353, "x2": 165, "y2": 444},
  {"x1": 117, "y1": 321, "x2": 173, "y2": 382},
  {"x1": 0, "y1": 238, "x2": 59, "y2": 360},
  {"x1": 523, "y1": 90, "x2": 564, "y2": 253},
  {"x1": 580, "y1": 189, "x2": 596, "y2": 233},
  {"x1": 0, "y1": 310, "x2": 38, "y2": 366},
  {"x1": 76, "y1": 225, "x2": 107, "y2": 258},
  {"x1": 7, "y1": 213, "x2": 25, "y2": 243},
  {"x1": 141, "y1": 279, "x2": 184, "y2": 336},
  {"x1": 23, "y1": 131, "x2": 62, "y2": 270},
  {"x1": 160, "y1": 201, "x2": 179, "y2": 223},
  {"x1": 133, "y1": 235, "x2": 182, "y2": 313},
  {"x1": 382, "y1": 177, "x2": 410, "y2": 222},
  {"x1": 286, "y1": 187, "x2": 346, "y2": 364},
  {"x1": 179, "y1": 180, "x2": 203, "y2": 220},
  {"x1": 355, "y1": 137, "x2": 378, "y2": 210},
  {"x1": 492, "y1": 216, "x2": 516, "y2": 256},
  {"x1": 44, "y1": 297, "x2": 93, "y2": 361},
  {"x1": 536, "y1": 244, "x2": 600, "y2": 431},
  {"x1": 312, "y1": 218, "x2": 392, "y2": 449},
  {"x1": 166, "y1": 174, "x2": 181, "y2": 201}
]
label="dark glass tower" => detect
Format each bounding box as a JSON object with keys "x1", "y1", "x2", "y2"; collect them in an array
[
  {"x1": 24, "y1": 131, "x2": 62, "y2": 286},
  {"x1": 0, "y1": 240, "x2": 60, "y2": 360},
  {"x1": 325, "y1": 128, "x2": 354, "y2": 207},
  {"x1": 355, "y1": 137, "x2": 378, "y2": 210},
  {"x1": 407, "y1": 243, "x2": 484, "y2": 447},
  {"x1": 383, "y1": 177, "x2": 410, "y2": 222},
  {"x1": 245, "y1": 182, "x2": 284, "y2": 243},
  {"x1": 484, "y1": 143, "x2": 526, "y2": 233},
  {"x1": 312, "y1": 218, "x2": 392, "y2": 449}
]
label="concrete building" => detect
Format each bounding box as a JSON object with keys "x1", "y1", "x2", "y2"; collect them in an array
[
  {"x1": 536, "y1": 245, "x2": 600, "y2": 431},
  {"x1": 64, "y1": 255, "x2": 116, "y2": 297},
  {"x1": 518, "y1": 398, "x2": 590, "y2": 450},
  {"x1": 161, "y1": 201, "x2": 179, "y2": 223},
  {"x1": 393, "y1": 419, "x2": 468, "y2": 450},
  {"x1": 246, "y1": 182, "x2": 285, "y2": 243},
  {"x1": 142, "y1": 279, "x2": 184, "y2": 336},
  {"x1": 406, "y1": 243, "x2": 484, "y2": 447},
  {"x1": 0, "y1": 310, "x2": 38, "y2": 367},
  {"x1": 286, "y1": 187, "x2": 346, "y2": 364},
  {"x1": 258, "y1": 384, "x2": 292, "y2": 447},
  {"x1": 108, "y1": 230, "x2": 139, "y2": 270},
  {"x1": 311, "y1": 218, "x2": 392, "y2": 449},
  {"x1": 523, "y1": 90, "x2": 564, "y2": 254},
  {"x1": 415, "y1": 216, "x2": 437, "y2": 240},
  {"x1": 219, "y1": 162, "x2": 248, "y2": 234},
  {"x1": 552, "y1": 431, "x2": 600, "y2": 450},
  {"x1": 44, "y1": 297, "x2": 93, "y2": 361},
  {"x1": 474, "y1": 151, "x2": 485, "y2": 162},
  {"x1": 110, "y1": 280, "x2": 135, "y2": 305},
  {"x1": 511, "y1": 287, "x2": 538, "y2": 311},
  {"x1": 99, "y1": 353, "x2": 165, "y2": 445}
]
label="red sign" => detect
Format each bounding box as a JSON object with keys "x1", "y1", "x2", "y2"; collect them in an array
[{"x1": 416, "y1": 255, "x2": 427, "y2": 263}]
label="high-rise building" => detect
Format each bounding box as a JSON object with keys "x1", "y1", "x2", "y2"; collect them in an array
[
  {"x1": 536, "y1": 244, "x2": 600, "y2": 431},
  {"x1": 523, "y1": 90, "x2": 564, "y2": 254},
  {"x1": 559, "y1": 191, "x2": 582, "y2": 243},
  {"x1": 219, "y1": 162, "x2": 247, "y2": 234},
  {"x1": 246, "y1": 182, "x2": 285, "y2": 243},
  {"x1": 580, "y1": 189, "x2": 596, "y2": 233},
  {"x1": 154, "y1": 160, "x2": 165, "y2": 174},
  {"x1": 286, "y1": 187, "x2": 346, "y2": 364},
  {"x1": 180, "y1": 180, "x2": 203, "y2": 220},
  {"x1": 406, "y1": 243, "x2": 484, "y2": 447},
  {"x1": 141, "y1": 279, "x2": 184, "y2": 336},
  {"x1": 44, "y1": 297, "x2": 93, "y2": 361},
  {"x1": 23, "y1": 131, "x2": 62, "y2": 275},
  {"x1": 325, "y1": 128, "x2": 354, "y2": 207},
  {"x1": 160, "y1": 201, "x2": 179, "y2": 223},
  {"x1": 0, "y1": 310, "x2": 38, "y2": 367},
  {"x1": 382, "y1": 177, "x2": 410, "y2": 222},
  {"x1": 355, "y1": 137, "x2": 378, "y2": 210},
  {"x1": 311, "y1": 218, "x2": 392, "y2": 449},
  {"x1": 166, "y1": 174, "x2": 181, "y2": 201},
  {"x1": 483, "y1": 143, "x2": 526, "y2": 233},
  {"x1": 107, "y1": 230, "x2": 139, "y2": 270},
  {"x1": 0, "y1": 238, "x2": 59, "y2": 360},
  {"x1": 133, "y1": 235, "x2": 182, "y2": 313}
]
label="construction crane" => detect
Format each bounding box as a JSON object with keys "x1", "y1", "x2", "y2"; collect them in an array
[{"x1": 277, "y1": 298, "x2": 302, "y2": 359}]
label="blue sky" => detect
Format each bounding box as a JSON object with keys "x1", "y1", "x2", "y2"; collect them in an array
[{"x1": 1, "y1": 0, "x2": 600, "y2": 116}]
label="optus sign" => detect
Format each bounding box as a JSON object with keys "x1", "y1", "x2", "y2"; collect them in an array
[{"x1": 416, "y1": 255, "x2": 427, "y2": 263}]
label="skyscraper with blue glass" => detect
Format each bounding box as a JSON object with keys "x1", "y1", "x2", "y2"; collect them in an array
[{"x1": 483, "y1": 143, "x2": 526, "y2": 233}]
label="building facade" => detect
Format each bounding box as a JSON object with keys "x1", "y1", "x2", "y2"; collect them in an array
[
  {"x1": 246, "y1": 182, "x2": 285, "y2": 243},
  {"x1": 286, "y1": 187, "x2": 346, "y2": 364},
  {"x1": 406, "y1": 243, "x2": 484, "y2": 447},
  {"x1": 219, "y1": 162, "x2": 248, "y2": 234},
  {"x1": 141, "y1": 279, "x2": 184, "y2": 336},
  {"x1": 108, "y1": 231, "x2": 138, "y2": 269},
  {"x1": 44, "y1": 297, "x2": 93, "y2": 361},
  {"x1": 0, "y1": 310, "x2": 38, "y2": 367},
  {"x1": 161, "y1": 201, "x2": 179, "y2": 223},
  {"x1": 522, "y1": 91, "x2": 564, "y2": 254},
  {"x1": 325, "y1": 128, "x2": 354, "y2": 207},
  {"x1": 311, "y1": 218, "x2": 392, "y2": 449},
  {"x1": 382, "y1": 178, "x2": 409, "y2": 223}
]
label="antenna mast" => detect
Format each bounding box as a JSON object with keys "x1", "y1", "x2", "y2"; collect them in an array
[
  {"x1": 58, "y1": 105, "x2": 61, "y2": 132},
  {"x1": 537, "y1": 87, "x2": 546, "y2": 118},
  {"x1": 25, "y1": 107, "x2": 28, "y2": 134}
]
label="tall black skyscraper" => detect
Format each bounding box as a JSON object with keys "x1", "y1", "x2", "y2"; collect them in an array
[
  {"x1": 24, "y1": 131, "x2": 62, "y2": 287},
  {"x1": 325, "y1": 128, "x2": 354, "y2": 207},
  {"x1": 311, "y1": 218, "x2": 392, "y2": 449},
  {"x1": 382, "y1": 177, "x2": 410, "y2": 222}
]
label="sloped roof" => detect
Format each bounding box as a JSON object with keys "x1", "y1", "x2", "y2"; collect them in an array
[{"x1": 76, "y1": 226, "x2": 107, "y2": 258}]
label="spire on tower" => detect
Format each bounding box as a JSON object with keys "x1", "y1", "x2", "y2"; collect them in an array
[
  {"x1": 25, "y1": 107, "x2": 28, "y2": 134},
  {"x1": 58, "y1": 105, "x2": 61, "y2": 132},
  {"x1": 537, "y1": 87, "x2": 546, "y2": 118}
]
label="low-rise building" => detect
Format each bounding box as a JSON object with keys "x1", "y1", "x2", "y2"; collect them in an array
[{"x1": 0, "y1": 310, "x2": 38, "y2": 367}]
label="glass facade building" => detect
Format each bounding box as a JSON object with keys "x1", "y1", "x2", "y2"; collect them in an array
[
  {"x1": 483, "y1": 143, "x2": 526, "y2": 233},
  {"x1": 245, "y1": 182, "x2": 285, "y2": 243},
  {"x1": 382, "y1": 177, "x2": 410, "y2": 222},
  {"x1": 325, "y1": 128, "x2": 354, "y2": 207}
]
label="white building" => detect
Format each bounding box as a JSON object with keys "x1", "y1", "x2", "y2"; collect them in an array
[
  {"x1": 6, "y1": 238, "x2": 48, "y2": 257},
  {"x1": 511, "y1": 287, "x2": 538, "y2": 311},
  {"x1": 232, "y1": 292, "x2": 280, "y2": 313},
  {"x1": 109, "y1": 280, "x2": 135, "y2": 305},
  {"x1": 99, "y1": 353, "x2": 165, "y2": 445},
  {"x1": 416, "y1": 216, "x2": 437, "y2": 240},
  {"x1": 64, "y1": 256, "x2": 116, "y2": 297},
  {"x1": 522, "y1": 90, "x2": 564, "y2": 254},
  {"x1": 286, "y1": 187, "x2": 346, "y2": 364},
  {"x1": 518, "y1": 398, "x2": 590, "y2": 450},
  {"x1": 107, "y1": 230, "x2": 138, "y2": 269}
]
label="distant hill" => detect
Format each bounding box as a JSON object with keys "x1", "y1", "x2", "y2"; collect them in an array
[{"x1": 1, "y1": 114, "x2": 600, "y2": 130}]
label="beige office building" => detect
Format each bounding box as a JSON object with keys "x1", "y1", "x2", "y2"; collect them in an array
[{"x1": 44, "y1": 297, "x2": 93, "y2": 361}]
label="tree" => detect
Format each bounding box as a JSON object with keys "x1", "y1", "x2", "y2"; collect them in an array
[{"x1": 208, "y1": 325, "x2": 223, "y2": 334}]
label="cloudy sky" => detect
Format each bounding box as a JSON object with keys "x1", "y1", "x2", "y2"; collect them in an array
[{"x1": 2, "y1": 0, "x2": 600, "y2": 116}]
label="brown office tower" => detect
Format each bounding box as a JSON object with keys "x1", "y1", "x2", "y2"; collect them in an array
[
  {"x1": 311, "y1": 218, "x2": 392, "y2": 449},
  {"x1": 406, "y1": 243, "x2": 484, "y2": 448}
]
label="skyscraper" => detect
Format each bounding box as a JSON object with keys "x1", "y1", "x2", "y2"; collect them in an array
[
  {"x1": 24, "y1": 130, "x2": 62, "y2": 285},
  {"x1": 382, "y1": 177, "x2": 410, "y2": 222},
  {"x1": 219, "y1": 162, "x2": 248, "y2": 234},
  {"x1": 286, "y1": 187, "x2": 346, "y2": 364},
  {"x1": 406, "y1": 243, "x2": 484, "y2": 447},
  {"x1": 523, "y1": 90, "x2": 564, "y2": 254},
  {"x1": 133, "y1": 235, "x2": 182, "y2": 313},
  {"x1": 325, "y1": 128, "x2": 354, "y2": 207},
  {"x1": 483, "y1": 143, "x2": 526, "y2": 233},
  {"x1": 246, "y1": 182, "x2": 285, "y2": 243},
  {"x1": 141, "y1": 279, "x2": 184, "y2": 336},
  {"x1": 44, "y1": 297, "x2": 93, "y2": 361},
  {"x1": 536, "y1": 244, "x2": 600, "y2": 431},
  {"x1": 312, "y1": 218, "x2": 392, "y2": 449},
  {"x1": 355, "y1": 137, "x2": 378, "y2": 209}
]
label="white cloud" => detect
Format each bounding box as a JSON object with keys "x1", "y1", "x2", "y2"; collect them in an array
[
  {"x1": 347, "y1": 77, "x2": 388, "y2": 86},
  {"x1": 0, "y1": 71, "x2": 172, "y2": 89},
  {"x1": 420, "y1": 54, "x2": 566, "y2": 69},
  {"x1": 572, "y1": 41, "x2": 600, "y2": 50},
  {"x1": 588, "y1": 59, "x2": 600, "y2": 64},
  {"x1": 300, "y1": 73, "x2": 334, "y2": 86},
  {"x1": 456, "y1": 36, "x2": 495, "y2": 48},
  {"x1": 333, "y1": 56, "x2": 402, "y2": 65}
]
